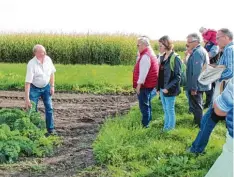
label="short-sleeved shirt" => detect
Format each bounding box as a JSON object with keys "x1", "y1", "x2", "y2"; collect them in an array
[
  {"x1": 215, "y1": 78, "x2": 233, "y2": 138},
  {"x1": 25, "y1": 56, "x2": 56, "y2": 88}
]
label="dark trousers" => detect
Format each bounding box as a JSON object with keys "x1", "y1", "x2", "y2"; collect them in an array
[
  {"x1": 189, "y1": 91, "x2": 203, "y2": 127},
  {"x1": 204, "y1": 83, "x2": 215, "y2": 107},
  {"x1": 137, "y1": 88, "x2": 154, "y2": 128}
]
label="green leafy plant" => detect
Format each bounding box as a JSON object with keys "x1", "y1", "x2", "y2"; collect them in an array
[
  {"x1": 93, "y1": 93, "x2": 226, "y2": 177},
  {"x1": 0, "y1": 107, "x2": 61, "y2": 164}
]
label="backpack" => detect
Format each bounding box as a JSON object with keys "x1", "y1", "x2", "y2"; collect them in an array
[{"x1": 170, "y1": 53, "x2": 187, "y2": 88}]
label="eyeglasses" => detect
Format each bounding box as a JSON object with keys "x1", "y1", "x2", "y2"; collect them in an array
[{"x1": 216, "y1": 35, "x2": 225, "y2": 40}]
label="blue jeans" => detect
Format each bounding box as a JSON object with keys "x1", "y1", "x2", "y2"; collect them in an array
[
  {"x1": 137, "y1": 88, "x2": 154, "y2": 128},
  {"x1": 30, "y1": 84, "x2": 54, "y2": 133},
  {"x1": 150, "y1": 88, "x2": 157, "y2": 100},
  {"x1": 160, "y1": 89, "x2": 176, "y2": 131},
  {"x1": 190, "y1": 106, "x2": 218, "y2": 153}
]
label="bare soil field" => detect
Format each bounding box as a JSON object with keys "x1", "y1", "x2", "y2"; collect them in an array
[{"x1": 0, "y1": 91, "x2": 137, "y2": 177}]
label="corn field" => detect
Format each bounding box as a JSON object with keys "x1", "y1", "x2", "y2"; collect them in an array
[{"x1": 0, "y1": 33, "x2": 186, "y2": 65}]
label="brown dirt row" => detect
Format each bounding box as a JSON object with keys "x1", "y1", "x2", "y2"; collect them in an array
[{"x1": 0, "y1": 91, "x2": 137, "y2": 177}]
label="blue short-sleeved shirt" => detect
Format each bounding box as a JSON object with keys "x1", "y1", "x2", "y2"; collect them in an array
[{"x1": 215, "y1": 78, "x2": 233, "y2": 137}]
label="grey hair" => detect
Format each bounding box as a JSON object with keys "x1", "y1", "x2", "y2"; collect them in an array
[
  {"x1": 187, "y1": 33, "x2": 201, "y2": 43},
  {"x1": 199, "y1": 27, "x2": 206, "y2": 33},
  {"x1": 137, "y1": 36, "x2": 156, "y2": 56},
  {"x1": 138, "y1": 36, "x2": 150, "y2": 46},
  {"x1": 33, "y1": 44, "x2": 46, "y2": 54},
  {"x1": 219, "y1": 28, "x2": 233, "y2": 40}
]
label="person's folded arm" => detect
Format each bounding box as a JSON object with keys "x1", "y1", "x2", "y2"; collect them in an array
[{"x1": 213, "y1": 79, "x2": 233, "y2": 116}]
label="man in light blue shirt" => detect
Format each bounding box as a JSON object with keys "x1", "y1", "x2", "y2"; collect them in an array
[
  {"x1": 205, "y1": 77, "x2": 233, "y2": 177},
  {"x1": 188, "y1": 28, "x2": 234, "y2": 154}
]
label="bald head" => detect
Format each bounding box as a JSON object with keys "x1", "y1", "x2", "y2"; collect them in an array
[
  {"x1": 137, "y1": 36, "x2": 150, "y2": 47},
  {"x1": 33, "y1": 44, "x2": 47, "y2": 59},
  {"x1": 33, "y1": 44, "x2": 46, "y2": 54},
  {"x1": 216, "y1": 28, "x2": 233, "y2": 49}
]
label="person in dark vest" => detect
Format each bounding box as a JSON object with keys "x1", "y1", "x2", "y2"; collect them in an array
[
  {"x1": 133, "y1": 36, "x2": 159, "y2": 128},
  {"x1": 157, "y1": 35, "x2": 182, "y2": 131}
]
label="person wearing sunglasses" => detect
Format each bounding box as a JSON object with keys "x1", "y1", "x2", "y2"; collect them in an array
[{"x1": 185, "y1": 33, "x2": 211, "y2": 128}]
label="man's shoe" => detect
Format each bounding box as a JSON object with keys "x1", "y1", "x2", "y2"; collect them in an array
[
  {"x1": 45, "y1": 130, "x2": 58, "y2": 137},
  {"x1": 186, "y1": 147, "x2": 206, "y2": 155}
]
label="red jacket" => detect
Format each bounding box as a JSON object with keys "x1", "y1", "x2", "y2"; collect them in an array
[
  {"x1": 133, "y1": 48, "x2": 159, "y2": 88},
  {"x1": 202, "y1": 29, "x2": 217, "y2": 45}
]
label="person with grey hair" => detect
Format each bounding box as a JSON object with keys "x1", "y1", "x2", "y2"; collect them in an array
[
  {"x1": 188, "y1": 28, "x2": 234, "y2": 154},
  {"x1": 25, "y1": 44, "x2": 57, "y2": 137},
  {"x1": 185, "y1": 33, "x2": 211, "y2": 127},
  {"x1": 133, "y1": 36, "x2": 159, "y2": 128}
]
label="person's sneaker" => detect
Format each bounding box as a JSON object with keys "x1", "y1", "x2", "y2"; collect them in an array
[
  {"x1": 45, "y1": 131, "x2": 58, "y2": 137},
  {"x1": 186, "y1": 147, "x2": 206, "y2": 155},
  {"x1": 142, "y1": 125, "x2": 149, "y2": 128}
]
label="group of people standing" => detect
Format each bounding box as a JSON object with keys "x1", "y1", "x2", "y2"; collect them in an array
[
  {"x1": 133, "y1": 28, "x2": 233, "y2": 177},
  {"x1": 22, "y1": 27, "x2": 233, "y2": 177}
]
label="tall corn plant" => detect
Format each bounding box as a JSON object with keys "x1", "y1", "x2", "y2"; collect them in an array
[{"x1": 0, "y1": 33, "x2": 137, "y2": 65}]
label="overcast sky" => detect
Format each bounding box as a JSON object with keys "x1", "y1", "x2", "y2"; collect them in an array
[{"x1": 0, "y1": 0, "x2": 233, "y2": 40}]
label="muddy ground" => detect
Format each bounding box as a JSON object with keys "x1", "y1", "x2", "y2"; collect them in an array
[{"x1": 0, "y1": 91, "x2": 137, "y2": 177}]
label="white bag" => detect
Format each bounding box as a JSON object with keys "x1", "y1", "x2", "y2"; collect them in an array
[{"x1": 198, "y1": 64, "x2": 226, "y2": 85}]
